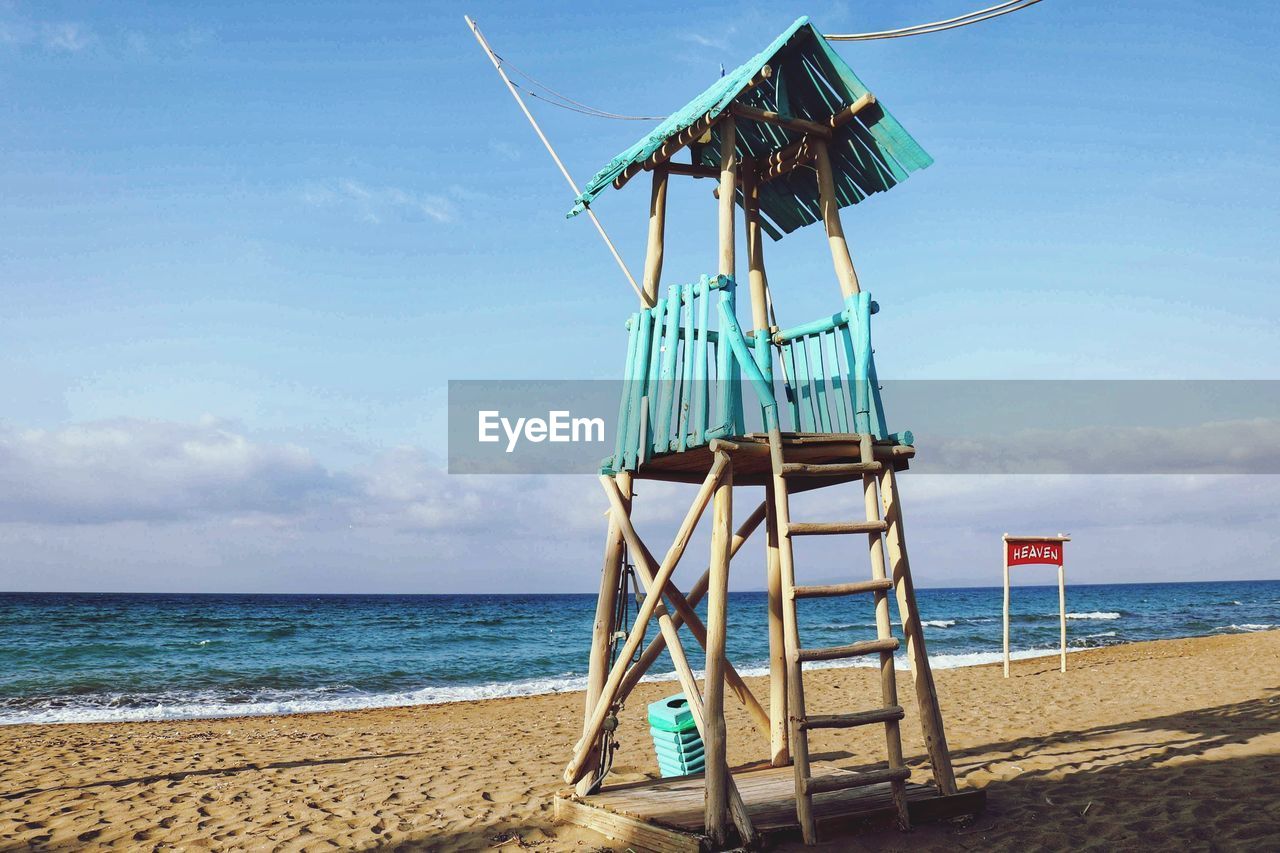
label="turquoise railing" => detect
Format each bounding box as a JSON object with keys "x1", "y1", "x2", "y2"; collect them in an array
[
  {"x1": 774, "y1": 291, "x2": 888, "y2": 439},
  {"x1": 603, "y1": 278, "x2": 894, "y2": 475}
]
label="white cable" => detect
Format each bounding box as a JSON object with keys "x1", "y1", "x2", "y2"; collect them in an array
[{"x1": 826, "y1": 0, "x2": 1045, "y2": 41}]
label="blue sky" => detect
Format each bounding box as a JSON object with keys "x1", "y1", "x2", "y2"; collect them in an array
[{"x1": 2, "y1": 1, "x2": 1278, "y2": 592}]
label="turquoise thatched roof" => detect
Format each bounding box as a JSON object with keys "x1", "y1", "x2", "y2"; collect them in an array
[{"x1": 568, "y1": 17, "x2": 932, "y2": 239}]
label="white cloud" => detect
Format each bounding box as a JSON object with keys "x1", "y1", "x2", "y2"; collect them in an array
[
  {"x1": 41, "y1": 21, "x2": 94, "y2": 52},
  {"x1": 0, "y1": 417, "x2": 346, "y2": 524},
  {"x1": 919, "y1": 418, "x2": 1280, "y2": 475},
  {"x1": 301, "y1": 179, "x2": 456, "y2": 225},
  {"x1": 0, "y1": 417, "x2": 1277, "y2": 592},
  {"x1": 488, "y1": 140, "x2": 522, "y2": 162},
  {"x1": 677, "y1": 29, "x2": 735, "y2": 51}
]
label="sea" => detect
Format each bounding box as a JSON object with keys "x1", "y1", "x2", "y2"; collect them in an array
[{"x1": 2, "y1": 580, "x2": 1277, "y2": 726}]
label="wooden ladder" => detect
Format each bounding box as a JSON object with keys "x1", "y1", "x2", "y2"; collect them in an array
[{"x1": 768, "y1": 431, "x2": 911, "y2": 844}]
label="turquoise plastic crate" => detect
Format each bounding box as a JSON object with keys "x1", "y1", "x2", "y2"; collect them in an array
[
  {"x1": 648, "y1": 694, "x2": 698, "y2": 733},
  {"x1": 648, "y1": 693, "x2": 705, "y2": 778}
]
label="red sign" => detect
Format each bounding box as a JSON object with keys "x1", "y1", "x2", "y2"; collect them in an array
[{"x1": 1006, "y1": 540, "x2": 1064, "y2": 566}]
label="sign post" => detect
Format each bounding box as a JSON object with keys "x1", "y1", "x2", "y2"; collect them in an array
[{"x1": 1002, "y1": 533, "x2": 1070, "y2": 678}]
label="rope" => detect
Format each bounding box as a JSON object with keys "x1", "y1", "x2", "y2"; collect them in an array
[
  {"x1": 466, "y1": 16, "x2": 651, "y2": 306},
  {"x1": 826, "y1": 0, "x2": 1046, "y2": 41},
  {"x1": 496, "y1": 53, "x2": 668, "y2": 122}
]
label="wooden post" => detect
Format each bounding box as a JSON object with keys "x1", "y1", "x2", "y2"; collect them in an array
[
  {"x1": 1003, "y1": 534, "x2": 1011, "y2": 679},
  {"x1": 742, "y1": 164, "x2": 769, "y2": 335},
  {"x1": 1058, "y1": 563, "x2": 1067, "y2": 673},
  {"x1": 704, "y1": 462, "x2": 733, "y2": 844},
  {"x1": 763, "y1": 480, "x2": 789, "y2": 766},
  {"x1": 812, "y1": 139, "x2": 861, "y2": 298},
  {"x1": 577, "y1": 470, "x2": 631, "y2": 795},
  {"x1": 768, "y1": 428, "x2": 818, "y2": 842},
  {"x1": 718, "y1": 116, "x2": 737, "y2": 279},
  {"x1": 861, "y1": 436, "x2": 909, "y2": 828},
  {"x1": 642, "y1": 169, "x2": 669, "y2": 306},
  {"x1": 879, "y1": 466, "x2": 957, "y2": 795}
]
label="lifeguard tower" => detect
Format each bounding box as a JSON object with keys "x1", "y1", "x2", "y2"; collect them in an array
[{"x1": 554, "y1": 18, "x2": 984, "y2": 849}]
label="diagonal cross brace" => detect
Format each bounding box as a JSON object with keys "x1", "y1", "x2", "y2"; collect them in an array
[{"x1": 614, "y1": 500, "x2": 771, "y2": 737}]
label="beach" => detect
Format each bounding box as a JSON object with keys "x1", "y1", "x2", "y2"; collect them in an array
[{"x1": 2, "y1": 630, "x2": 1277, "y2": 851}]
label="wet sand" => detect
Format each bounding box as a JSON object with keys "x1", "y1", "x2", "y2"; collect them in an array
[{"x1": 2, "y1": 630, "x2": 1278, "y2": 851}]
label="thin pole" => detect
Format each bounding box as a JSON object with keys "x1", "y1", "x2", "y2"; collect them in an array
[
  {"x1": 464, "y1": 16, "x2": 650, "y2": 307},
  {"x1": 1058, "y1": 562, "x2": 1067, "y2": 673},
  {"x1": 1002, "y1": 534, "x2": 1010, "y2": 678}
]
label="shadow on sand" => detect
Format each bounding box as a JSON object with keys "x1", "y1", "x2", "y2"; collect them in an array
[{"x1": 393, "y1": 689, "x2": 1280, "y2": 851}]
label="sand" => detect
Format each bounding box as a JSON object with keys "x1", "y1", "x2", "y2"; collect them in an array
[{"x1": 2, "y1": 630, "x2": 1278, "y2": 852}]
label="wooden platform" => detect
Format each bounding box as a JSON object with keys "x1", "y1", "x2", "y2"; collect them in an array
[
  {"x1": 634, "y1": 433, "x2": 913, "y2": 488},
  {"x1": 555, "y1": 761, "x2": 985, "y2": 852}
]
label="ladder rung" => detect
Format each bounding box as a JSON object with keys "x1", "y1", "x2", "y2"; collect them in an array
[
  {"x1": 799, "y1": 706, "x2": 905, "y2": 731},
  {"x1": 803, "y1": 766, "x2": 910, "y2": 796},
  {"x1": 779, "y1": 461, "x2": 883, "y2": 477},
  {"x1": 793, "y1": 579, "x2": 893, "y2": 599},
  {"x1": 796, "y1": 638, "x2": 898, "y2": 663},
  {"x1": 787, "y1": 520, "x2": 887, "y2": 537}
]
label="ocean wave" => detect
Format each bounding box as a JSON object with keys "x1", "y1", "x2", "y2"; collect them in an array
[
  {"x1": 0, "y1": 644, "x2": 1089, "y2": 726},
  {"x1": 0, "y1": 673, "x2": 597, "y2": 726},
  {"x1": 1065, "y1": 612, "x2": 1121, "y2": 620},
  {"x1": 1213, "y1": 624, "x2": 1274, "y2": 633},
  {"x1": 822, "y1": 619, "x2": 957, "y2": 630}
]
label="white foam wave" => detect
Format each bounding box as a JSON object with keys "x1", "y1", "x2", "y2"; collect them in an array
[
  {"x1": 0, "y1": 673, "x2": 595, "y2": 726},
  {"x1": 922, "y1": 619, "x2": 956, "y2": 628},
  {"x1": 1213, "y1": 623, "x2": 1274, "y2": 633},
  {"x1": 1065, "y1": 611, "x2": 1121, "y2": 620}
]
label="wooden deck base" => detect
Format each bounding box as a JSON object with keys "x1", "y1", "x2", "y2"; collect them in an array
[
  {"x1": 633, "y1": 433, "x2": 912, "y2": 488},
  {"x1": 554, "y1": 761, "x2": 986, "y2": 852}
]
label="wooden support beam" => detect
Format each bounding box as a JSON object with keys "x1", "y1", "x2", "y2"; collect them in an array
[
  {"x1": 565, "y1": 457, "x2": 728, "y2": 785},
  {"x1": 830, "y1": 92, "x2": 877, "y2": 129},
  {"x1": 612, "y1": 66, "x2": 771, "y2": 191},
  {"x1": 577, "y1": 470, "x2": 631, "y2": 796},
  {"x1": 862, "y1": 435, "x2": 910, "y2": 828},
  {"x1": 641, "y1": 171, "x2": 669, "y2": 307},
  {"x1": 607, "y1": 505, "x2": 772, "y2": 739},
  {"x1": 879, "y1": 466, "x2": 958, "y2": 795},
  {"x1": 718, "y1": 115, "x2": 738, "y2": 279},
  {"x1": 742, "y1": 164, "x2": 770, "y2": 336},
  {"x1": 752, "y1": 93, "x2": 876, "y2": 187},
  {"x1": 759, "y1": 146, "x2": 815, "y2": 183},
  {"x1": 764, "y1": 480, "x2": 789, "y2": 766},
  {"x1": 654, "y1": 162, "x2": 720, "y2": 179},
  {"x1": 731, "y1": 103, "x2": 831, "y2": 139},
  {"x1": 554, "y1": 796, "x2": 700, "y2": 853},
  {"x1": 767, "y1": 426, "x2": 817, "y2": 843},
  {"x1": 703, "y1": 462, "x2": 733, "y2": 844},
  {"x1": 812, "y1": 139, "x2": 861, "y2": 297}
]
